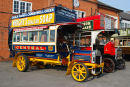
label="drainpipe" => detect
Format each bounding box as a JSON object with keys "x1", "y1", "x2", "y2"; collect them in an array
[{"x1": 72, "y1": 0, "x2": 74, "y2": 10}]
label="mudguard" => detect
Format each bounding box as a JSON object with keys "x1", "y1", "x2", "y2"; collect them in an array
[{"x1": 66, "y1": 60, "x2": 76, "y2": 75}]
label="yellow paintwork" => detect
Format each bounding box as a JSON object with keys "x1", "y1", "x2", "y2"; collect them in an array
[
  {"x1": 13, "y1": 52, "x2": 37, "y2": 67},
  {"x1": 11, "y1": 12, "x2": 55, "y2": 28},
  {"x1": 66, "y1": 61, "x2": 76, "y2": 75},
  {"x1": 13, "y1": 52, "x2": 104, "y2": 79},
  {"x1": 13, "y1": 52, "x2": 22, "y2": 67},
  {"x1": 71, "y1": 63, "x2": 87, "y2": 81},
  {"x1": 66, "y1": 61, "x2": 104, "y2": 75},
  {"x1": 16, "y1": 56, "x2": 26, "y2": 71},
  {"x1": 29, "y1": 58, "x2": 61, "y2": 65}
]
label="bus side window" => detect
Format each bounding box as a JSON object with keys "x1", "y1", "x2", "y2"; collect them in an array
[
  {"x1": 13, "y1": 33, "x2": 16, "y2": 42},
  {"x1": 29, "y1": 31, "x2": 38, "y2": 42},
  {"x1": 13, "y1": 32, "x2": 20, "y2": 42},
  {"x1": 21, "y1": 32, "x2": 28, "y2": 42},
  {"x1": 50, "y1": 30, "x2": 55, "y2": 42},
  {"x1": 39, "y1": 30, "x2": 49, "y2": 42}
]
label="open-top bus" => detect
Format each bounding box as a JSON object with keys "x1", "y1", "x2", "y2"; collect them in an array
[{"x1": 8, "y1": 5, "x2": 104, "y2": 82}]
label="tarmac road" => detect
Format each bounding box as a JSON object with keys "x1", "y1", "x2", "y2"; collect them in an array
[{"x1": 0, "y1": 60, "x2": 130, "y2": 87}]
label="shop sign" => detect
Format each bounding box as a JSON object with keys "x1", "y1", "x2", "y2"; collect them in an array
[
  {"x1": 11, "y1": 13, "x2": 55, "y2": 28},
  {"x1": 81, "y1": 20, "x2": 93, "y2": 30}
]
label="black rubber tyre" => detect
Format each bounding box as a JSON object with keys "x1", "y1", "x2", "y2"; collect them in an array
[
  {"x1": 71, "y1": 62, "x2": 89, "y2": 82},
  {"x1": 116, "y1": 59, "x2": 125, "y2": 70},
  {"x1": 90, "y1": 68, "x2": 102, "y2": 76},
  {"x1": 16, "y1": 55, "x2": 29, "y2": 72},
  {"x1": 103, "y1": 58, "x2": 115, "y2": 73}
]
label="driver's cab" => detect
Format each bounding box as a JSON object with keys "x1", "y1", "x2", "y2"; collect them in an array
[
  {"x1": 74, "y1": 31, "x2": 92, "y2": 50},
  {"x1": 56, "y1": 23, "x2": 83, "y2": 59}
]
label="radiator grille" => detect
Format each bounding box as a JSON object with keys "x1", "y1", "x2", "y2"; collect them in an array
[
  {"x1": 116, "y1": 50, "x2": 122, "y2": 60},
  {"x1": 96, "y1": 56, "x2": 100, "y2": 65}
]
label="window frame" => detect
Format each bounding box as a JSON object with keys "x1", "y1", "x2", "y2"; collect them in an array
[
  {"x1": 74, "y1": 33, "x2": 91, "y2": 47},
  {"x1": 13, "y1": 0, "x2": 32, "y2": 14},
  {"x1": 50, "y1": 30, "x2": 56, "y2": 42},
  {"x1": 13, "y1": 29, "x2": 57, "y2": 43},
  {"x1": 21, "y1": 32, "x2": 28, "y2": 42},
  {"x1": 75, "y1": 10, "x2": 85, "y2": 18},
  {"x1": 39, "y1": 30, "x2": 49, "y2": 42}
]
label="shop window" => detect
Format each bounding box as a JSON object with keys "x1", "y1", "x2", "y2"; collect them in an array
[
  {"x1": 21, "y1": 32, "x2": 28, "y2": 42},
  {"x1": 75, "y1": 10, "x2": 85, "y2": 18},
  {"x1": 13, "y1": 0, "x2": 32, "y2": 14},
  {"x1": 50, "y1": 30, "x2": 55, "y2": 42},
  {"x1": 39, "y1": 30, "x2": 49, "y2": 42},
  {"x1": 29, "y1": 31, "x2": 38, "y2": 42},
  {"x1": 13, "y1": 32, "x2": 20, "y2": 42}
]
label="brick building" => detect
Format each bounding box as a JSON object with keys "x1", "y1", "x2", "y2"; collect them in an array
[{"x1": 0, "y1": 0, "x2": 123, "y2": 61}]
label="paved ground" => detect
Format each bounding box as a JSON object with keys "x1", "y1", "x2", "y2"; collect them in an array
[{"x1": 0, "y1": 60, "x2": 130, "y2": 87}]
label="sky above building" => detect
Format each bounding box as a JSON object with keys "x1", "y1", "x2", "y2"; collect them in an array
[{"x1": 98, "y1": 0, "x2": 130, "y2": 12}]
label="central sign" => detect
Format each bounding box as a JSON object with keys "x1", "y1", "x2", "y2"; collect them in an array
[
  {"x1": 11, "y1": 13, "x2": 55, "y2": 28},
  {"x1": 81, "y1": 20, "x2": 93, "y2": 30}
]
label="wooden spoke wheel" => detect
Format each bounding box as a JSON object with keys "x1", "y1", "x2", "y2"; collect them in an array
[
  {"x1": 16, "y1": 55, "x2": 29, "y2": 72},
  {"x1": 71, "y1": 62, "x2": 89, "y2": 82},
  {"x1": 103, "y1": 58, "x2": 115, "y2": 73},
  {"x1": 116, "y1": 59, "x2": 125, "y2": 70}
]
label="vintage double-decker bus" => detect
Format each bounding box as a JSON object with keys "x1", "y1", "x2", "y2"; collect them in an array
[
  {"x1": 76, "y1": 15, "x2": 125, "y2": 73},
  {"x1": 111, "y1": 28, "x2": 130, "y2": 60},
  {"x1": 8, "y1": 5, "x2": 104, "y2": 82}
]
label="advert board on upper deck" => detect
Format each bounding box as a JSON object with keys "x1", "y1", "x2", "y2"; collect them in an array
[{"x1": 11, "y1": 5, "x2": 76, "y2": 28}]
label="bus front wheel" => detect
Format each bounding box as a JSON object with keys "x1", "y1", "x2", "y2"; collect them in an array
[{"x1": 71, "y1": 62, "x2": 89, "y2": 82}]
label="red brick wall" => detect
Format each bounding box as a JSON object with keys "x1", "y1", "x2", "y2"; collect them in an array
[
  {"x1": 0, "y1": 0, "x2": 13, "y2": 61},
  {"x1": 0, "y1": 0, "x2": 48, "y2": 61},
  {"x1": 54, "y1": 0, "x2": 98, "y2": 17},
  {"x1": 76, "y1": 0, "x2": 98, "y2": 17}
]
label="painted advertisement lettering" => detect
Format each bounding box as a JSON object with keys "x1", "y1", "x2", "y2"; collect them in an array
[
  {"x1": 81, "y1": 20, "x2": 93, "y2": 30},
  {"x1": 11, "y1": 13, "x2": 55, "y2": 28}
]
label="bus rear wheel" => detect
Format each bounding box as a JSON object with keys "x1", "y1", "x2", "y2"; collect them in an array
[
  {"x1": 116, "y1": 59, "x2": 125, "y2": 70},
  {"x1": 16, "y1": 55, "x2": 29, "y2": 72},
  {"x1": 103, "y1": 58, "x2": 115, "y2": 73}
]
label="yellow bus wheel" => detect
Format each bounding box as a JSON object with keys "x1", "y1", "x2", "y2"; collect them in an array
[
  {"x1": 16, "y1": 55, "x2": 29, "y2": 72},
  {"x1": 71, "y1": 62, "x2": 89, "y2": 82}
]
